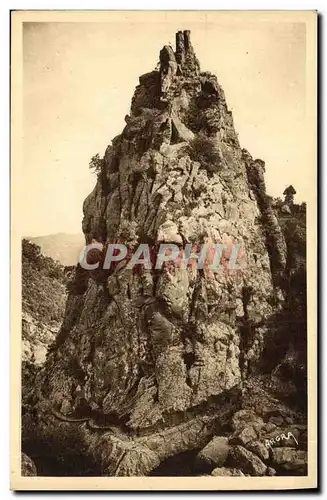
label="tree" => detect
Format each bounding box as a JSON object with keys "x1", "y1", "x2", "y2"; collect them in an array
[
  {"x1": 283, "y1": 185, "x2": 296, "y2": 205},
  {"x1": 89, "y1": 154, "x2": 103, "y2": 175}
]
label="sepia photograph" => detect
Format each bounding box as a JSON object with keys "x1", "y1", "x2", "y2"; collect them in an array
[{"x1": 10, "y1": 10, "x2": 317, "y2": 490}]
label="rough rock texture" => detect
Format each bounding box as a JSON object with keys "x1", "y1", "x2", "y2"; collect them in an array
[
  {"x1": 21, "y1": 453, "x2": 37, "y2": 476},
  {"x1": 21, "y1": 239, "x2": 67, "y2": 421},
  {"x1": 228, "y1": 445, "x2": 267, "y2": 476},
  {"x1": 246, "y1": 440, "x2": 269, "y2": 461},
  {"x1": 195, "y1": 436, "x2": 229, "y2": 472},
  {"x1": 211, "y1": 466, "x2": 244, "y2": 477},
  {"x1": 22, "y1": 30, "x2": 307, "y2": 477},
  {"x1": 271, "y1": 447, "x2": 307, "y2": 475},
  {"x1": 22, "y1": 240, "x2": 66, "y2": 366},
  {"x1": 231, "y1": 409, "x2": 264, "y2": 432},
  {"x1": 229, "y1": 425, "x2": 258, "y2": 447},
  {"x1": 266, "y1": 466, "x2": 277, "y2": 476}
]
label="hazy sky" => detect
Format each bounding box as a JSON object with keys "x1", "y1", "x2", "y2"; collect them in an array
[{"x1": 23, "y1": 16, "x2": 307, "y2": 236}]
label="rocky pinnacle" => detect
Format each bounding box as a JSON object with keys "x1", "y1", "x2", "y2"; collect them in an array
[{"x1": 25, "y1": 30, "x2": 288, "y2": 476}]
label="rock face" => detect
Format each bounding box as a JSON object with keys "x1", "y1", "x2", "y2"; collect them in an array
[
  {"x1": 21, "y1": 239, "x2": 67, "y2": 416},
  {"x1": 271, "y1": 447, "x2": 307, "y2": 475},
  {"x1": 195, "y1": 436, "x2": 230, "y2": 472},
  {"x1": 228, "y1": 445, "x2": 267, "y2": 476},
  {"x1": 22, "y1": 239, "x2": 66, "y2": 366},
  {"x1": 211, "y1": 467, "x2": 244, "y2": 477},
  {"x1": 23, "y1": 30, "x2": 294, "y2": 476},
  {"x1": 21, "y1": 453, "x2": 37, "y2": 476}
]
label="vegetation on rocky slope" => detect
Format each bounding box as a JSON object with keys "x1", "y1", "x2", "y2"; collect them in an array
[
  {"x1": 22, "y1": 239, "x2": 66, "y2": 324},
  {"x1": 22, "y1": 239, "x2": 66, "y2": 409}
]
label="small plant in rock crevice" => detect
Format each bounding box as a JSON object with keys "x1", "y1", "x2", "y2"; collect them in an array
[
  {"x1": 187, "y1": 133, "x2": 223, "y2": 174},
  {"x1": 89, "y1": 154, "x2": 104, "y2": 176}
]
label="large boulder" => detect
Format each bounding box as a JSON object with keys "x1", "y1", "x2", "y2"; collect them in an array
[
  {"x1": 246, "y1": 440, "x2": 270, "y2": 461},
  {"x1": 261, "y1": 422, "x2": 277, "y2": 434},
  {"x1": 229, "y1": 445, "x2": 267, "y2": 476},
  {"x1": 229, "y1": 425, "x2": 258, "y2": 447},
  {"x1": 231, "y1": 410, "x2": 264, "y2": 432},
  {"x1": 195, "y1": 436, "x2": 230, "y2": 472}
]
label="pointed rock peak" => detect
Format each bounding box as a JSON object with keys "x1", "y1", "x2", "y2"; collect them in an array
[
  {"x1": 159, "y1": 30, "x2": 200, "y2": 82},
  {"x1": 175, "y1": 30, "x2": 188, "y2": 61},
  {"x1": 174, "y1": 30, "x2": 200, "y2": 75}
]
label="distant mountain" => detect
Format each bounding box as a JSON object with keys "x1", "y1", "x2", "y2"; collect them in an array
[{"x1": 27, "y1": 233, "x2": 85, "y2": 266}]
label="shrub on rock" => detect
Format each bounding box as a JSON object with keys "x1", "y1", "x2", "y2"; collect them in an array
[{"x1": 187, "y1": 133, "x2": 223, "y2": 174}]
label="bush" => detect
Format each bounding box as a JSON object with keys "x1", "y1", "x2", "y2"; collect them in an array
[
  {"x1": 22, "y1": 239, "x2": 66, "y2": 324},
  {"x1": 89, "y1": 154, "x2": 104, "y2": 175},
  {"x1": 187, "y1": 134, "x2": 222, "y2": 174}
]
